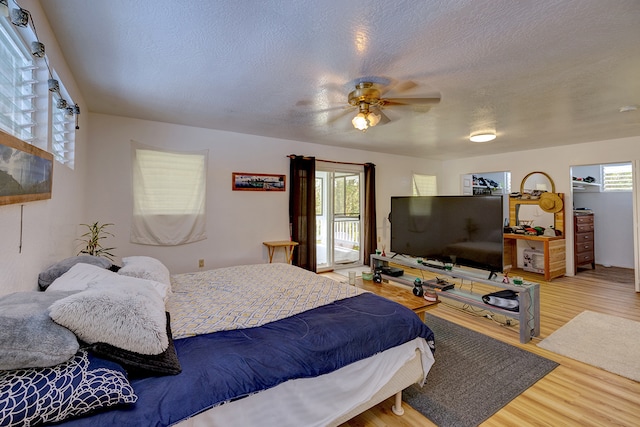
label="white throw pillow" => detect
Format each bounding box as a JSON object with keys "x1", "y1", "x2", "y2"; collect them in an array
[
  {"x1": 47, "y1": 263, "x2": 117, "y2": 292},
  {"x1": 48, "y1": 262, "x2": 170, "y2": 302},
  {"x1": 49, "y1": 279, "x2": 168, "y2": 355},
  {"x1": 118, "y1": 256, "x2": 171, "y2": 288}
]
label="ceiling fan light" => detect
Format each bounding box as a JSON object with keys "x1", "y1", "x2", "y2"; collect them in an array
[
  {"x1": 367, "y1": 111, "x2": 381, "y2": 127},
  {"x1": 352, "y1": 113, "x2": 369, "y2": 131},
  {"x1": 470, "y1": 132, "x2": 496, "y2": 143}
]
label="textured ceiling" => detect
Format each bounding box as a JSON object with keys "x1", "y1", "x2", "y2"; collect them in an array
[{"x1": 39, "y1": 0, "x2": 640, "y2": 160}]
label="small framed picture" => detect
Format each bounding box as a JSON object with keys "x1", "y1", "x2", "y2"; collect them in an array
[{"x1": 232, "y1": 172, "x2": 286, "y2": 191}]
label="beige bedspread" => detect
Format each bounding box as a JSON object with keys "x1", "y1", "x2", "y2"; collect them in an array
[{"x1": 168, "y1": 263, "x2": 365, "y2": 339}]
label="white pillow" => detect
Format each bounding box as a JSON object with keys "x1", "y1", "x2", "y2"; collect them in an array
[
  {"x1": 118, "y1": 256, "x2": 171, "y2": 287},
  {"x1": 48, "y1": 262, "x2": 170, "y2": 302},
  {"x1": 49, "y1": 279, "x2": 168, "y2": 355},
  {"x1": 47, "y1": 263, "x2": 117, "y2": 292}
]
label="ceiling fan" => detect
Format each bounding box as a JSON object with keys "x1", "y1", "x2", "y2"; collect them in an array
[{"x1": 346, "y1": 82, "x2": 440, "y2": 131}]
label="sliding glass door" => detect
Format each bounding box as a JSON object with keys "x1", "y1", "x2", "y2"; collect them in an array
[{"x1": 316, "y1": 164, "x2": 363, "y2": 271}]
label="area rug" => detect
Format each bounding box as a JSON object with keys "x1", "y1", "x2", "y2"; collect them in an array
[
  {"x1": 404, "y1": 314, "x2": 558, "y2": 427},
  {"x1": 537, "y1": 310, "x2": 640, "y2": 381}
]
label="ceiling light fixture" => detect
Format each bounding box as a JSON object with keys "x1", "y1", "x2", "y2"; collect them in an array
[
  {"x1": 352, "y1": 101, "x2": 381, "y2": 131},
  {"x1": 470, "y1": 132, "x2": 497, "y2": 143}
]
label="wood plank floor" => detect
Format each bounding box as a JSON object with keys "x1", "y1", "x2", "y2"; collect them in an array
[{"x1": 327, "y1": 265, "x2": 640, "y2": 427}]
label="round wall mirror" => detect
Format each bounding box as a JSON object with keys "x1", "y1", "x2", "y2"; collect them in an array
[
  {"x1": 512, "y1": 171, "x2": 564, "y2": 233},
  {"x1": 520, "y1": 171, "x2": 555, "y2": 193}
]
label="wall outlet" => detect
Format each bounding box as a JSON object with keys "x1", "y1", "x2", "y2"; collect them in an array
[{"x1": 198, "y1": 259, "x2": 204, "y2": 268}]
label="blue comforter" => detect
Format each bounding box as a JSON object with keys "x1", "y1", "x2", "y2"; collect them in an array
[{"x1": 56, "y1": 292, "x2": 435, "y2": 427}]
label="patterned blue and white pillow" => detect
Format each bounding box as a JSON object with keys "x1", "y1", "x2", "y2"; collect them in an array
[{"x1": 0, "y1": 349, "x2": 137, "y2": 426}]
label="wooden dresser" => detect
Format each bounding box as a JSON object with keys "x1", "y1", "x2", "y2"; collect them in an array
[{"x1": 574, "y1": 212, "x2": 595, "y2": 273}]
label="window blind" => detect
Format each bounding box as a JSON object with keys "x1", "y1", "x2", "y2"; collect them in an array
[
  {"x1": 602, "y1": 163, "x2": 632, "y2": 192},
  {"x1": 0, "y1": 17, "x2": 37, "y2": 142},
  {"x1": 51, "y1": 95, "x2": 75, "y2": 168},
  {"x1": 412, "y1": 173, "x2": 437, "y2": 196},
  {"x1": 131, "y1": 141, "x2": 208, "y2": 245}
]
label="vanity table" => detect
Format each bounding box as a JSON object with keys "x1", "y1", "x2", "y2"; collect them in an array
[
  {"x1": 506, "y1": 172, "x2": 566, "y2": 281},
  {"x1": 503, "y1": 233, "x2": 566, "y2": 281}
]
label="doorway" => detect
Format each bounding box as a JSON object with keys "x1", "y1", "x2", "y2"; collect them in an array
[
  {"x1": 316, "y1": 164, "x2": 364, "y2": 272},
  {"x1": 570, "y1": 162, "x2": 637, "y2": 289}
]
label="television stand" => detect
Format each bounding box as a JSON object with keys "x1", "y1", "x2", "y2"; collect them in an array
[{"x1": 371, "y1": 254, "x2": 540, "y2": 343}]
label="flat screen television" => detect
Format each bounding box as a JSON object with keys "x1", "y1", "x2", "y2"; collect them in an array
[{"x1": 390, "y1": 195, "x2": 504, "y2": 275}]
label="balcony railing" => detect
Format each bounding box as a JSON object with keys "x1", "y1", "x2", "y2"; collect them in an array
[
  {"x1": 316, "y1": 217, "x2": 360, "y2": 265},
  {"x1": 334, "y1": 218, "x2": 360, "y2": 250}
]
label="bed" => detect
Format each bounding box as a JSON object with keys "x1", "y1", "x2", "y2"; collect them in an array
[{"x1": 0, "y1": 257, "x2": 435, "y2": 427}]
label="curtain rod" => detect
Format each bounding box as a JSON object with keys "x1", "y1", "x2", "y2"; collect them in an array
[{"x1": 286, "y1": 155, "x2": 373, "y2": 167}]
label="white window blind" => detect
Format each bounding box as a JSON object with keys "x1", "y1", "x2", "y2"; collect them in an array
[
  {"x1": 602, "y1": 163, "x2": 632, "y2": 192},
  {"x1": 412, "y1": 173, "x2": 437, "y2": 196},
  {"x1": 51, "y1": 94, "x2": 75, "y2": 168},
  {"x1": 0, "y1": 17, "x2": 37, "y2": 142},
  {"x1": 131, "y1": 141, "x2": 208, "y2": 245}
]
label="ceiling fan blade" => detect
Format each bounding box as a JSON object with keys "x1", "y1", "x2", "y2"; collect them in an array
[
  {"x1": 382, "y1": 97, "x2": 441, "y2": 106},
  {"x1": 380, "y1": 80, "x2": 419, "y2": 97}
]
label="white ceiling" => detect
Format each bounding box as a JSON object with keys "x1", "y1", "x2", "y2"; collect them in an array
[{"x1": 39, "y1": 0, "x2": 640, "y2": 160}]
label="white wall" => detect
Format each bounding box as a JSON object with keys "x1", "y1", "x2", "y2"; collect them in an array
[
  {"x1": 0, "y1": 0, "x2": 88, "y2": 296},
  {"x1": 439, "y1": 136, "x2": 640, "y2": 274},
  {"x1": 86, "y1": 113, "x2": 441, "y2": 274}
]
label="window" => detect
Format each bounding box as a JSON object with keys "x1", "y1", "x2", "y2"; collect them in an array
[
  {"x1": 50, "y1": 81, "x2": 75, "y2": 168},
  {"x1": 131, "y1": 142, "x2": 208, "y2": 245},
  {"x1": 412, "y1": 173, "x2": 437, "y2": 196},
  {"x1": 602, "y1": 163, "x2": 632, "y2": 192},
  {"x1": 334, "y1": 173, "x2": 360, "y2": 218},
  {"x1": 0, "y1": 17, "x2": 37, "y2": 143}
]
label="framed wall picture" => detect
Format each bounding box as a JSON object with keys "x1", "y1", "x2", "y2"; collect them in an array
[
  {"x1": 232, "y1": 172, "x2": 286, "y2": 191},
  {"x1": 0, "y1": 130, "x2": 53, "y2": 206}
]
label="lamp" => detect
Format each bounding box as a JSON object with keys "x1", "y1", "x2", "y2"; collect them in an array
[
  {"x1": 10, "y1": 6, "x2": 28, "y2": 27},
  {"x1": 352, "y1": 102, "x2": 381, "y2": 131},
  {"x1": 31, "y1": 41, "x2": 45, "y2": 57},
  {"x1": 352, "y1": 112, "x2": 369, "y2": 131},
  {"x1": 6, "y1": 1, "x2": 82, "y2": 130},
  {"x1": 470, "y1": 132, "x2": 497, "y2": 143}
]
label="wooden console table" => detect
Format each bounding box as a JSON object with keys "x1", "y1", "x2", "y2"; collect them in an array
[
  {"x1": 354, "y1": 277, "x2": 439, "y2": 322},
  {"x1": 371, "y1": 254, "x2": 540, "y2": 343},
  {"x1": 503, "y1": 233, "x2": 565, "y2": 281},
  {"x1": 263, "y1": 240, "x2": 298, "y2": 264}
]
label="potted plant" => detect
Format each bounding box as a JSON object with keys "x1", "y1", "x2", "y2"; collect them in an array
[{"x1": 77, "y1": 222, "x2": 116, "y2": 261}]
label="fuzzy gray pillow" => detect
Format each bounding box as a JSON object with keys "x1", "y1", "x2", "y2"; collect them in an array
[
  {"x1": 49, "y1": 279, "x2": 168, "y2": 355},
  {"x1": 0, "y1": 291, "x2": 79, "y2": 370},
  {"x1": 91, "y1": 312, "x2": 181, "y2": 378},
  {"x1": 38, "y1": 256, "x2": 112, "y2": 291}
]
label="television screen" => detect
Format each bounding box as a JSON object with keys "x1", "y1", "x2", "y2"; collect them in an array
[{"x1": 390, "y1": 196, "x2": 504, "y2": 273}]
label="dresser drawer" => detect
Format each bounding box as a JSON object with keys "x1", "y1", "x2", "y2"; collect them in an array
[
  {"x1": 575, "y1": 240, "x2": 594, "y2": 254},
  {"x1": 576, "y1": 252, "x2": 595, "y2": 264},
  {"x1": 575, "y1": 232, "x2": 594, "y2": 243},
  {"x1": 575, "y1": 215, "x2": 594, "y2": 225},
  {"x1": 575, "y1": 222, "x2": 595, "y2": 233}
]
